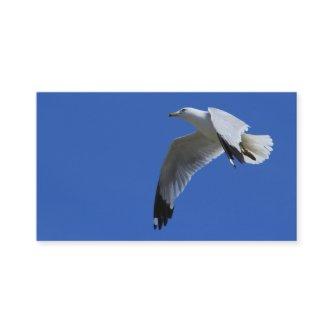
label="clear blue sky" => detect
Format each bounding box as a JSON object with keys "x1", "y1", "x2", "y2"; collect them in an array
[{"x1": 37, "y1": 92, "x2": 296, "y2": 240}]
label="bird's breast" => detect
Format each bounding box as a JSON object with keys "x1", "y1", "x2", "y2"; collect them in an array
[{"x1": 193, "y1": 118, "x2": 217, "y2": 140}]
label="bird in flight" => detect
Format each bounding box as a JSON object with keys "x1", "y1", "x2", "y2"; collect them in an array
[{"x1": 153, "y1": 107, "x2": 273, "y2": 230}]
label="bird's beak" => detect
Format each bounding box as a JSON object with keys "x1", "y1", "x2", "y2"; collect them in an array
[{"x1": 169, "y1": 111, "x2": 179, "y2": 117}]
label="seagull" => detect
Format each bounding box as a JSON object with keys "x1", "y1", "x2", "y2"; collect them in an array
[{"x1": 153, "y1": 107, "x2": 273, "y2": 230}]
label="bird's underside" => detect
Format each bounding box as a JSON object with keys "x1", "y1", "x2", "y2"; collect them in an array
[{"x1": 153, "y1": 107, "x2": 273, "y2": 230}]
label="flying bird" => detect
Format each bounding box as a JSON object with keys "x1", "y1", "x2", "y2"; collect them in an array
[{"x1": 153, "y1": 107, "x2": 273, "y2": 230}]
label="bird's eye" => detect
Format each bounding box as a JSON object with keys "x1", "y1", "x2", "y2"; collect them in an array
[{"x1": 181, "y1": 108, "x2": 186, "y2": 113}]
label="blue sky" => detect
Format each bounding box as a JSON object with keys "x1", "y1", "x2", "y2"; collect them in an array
[{"x1": 37, "y1": 92, "x2": 296, "y2": 240}]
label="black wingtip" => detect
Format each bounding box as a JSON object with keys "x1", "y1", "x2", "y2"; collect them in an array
[
  {"x1": 229, "y1": 158, "x2": 236, "y2": 168},
  {"x1": 153, "y1": 183, "x2": 174, "y2": 230},
  {"x1": 217, "y1": 133, "x2": 244, "y2": 167}
]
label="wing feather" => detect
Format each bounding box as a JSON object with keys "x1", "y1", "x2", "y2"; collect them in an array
[
  {"x1": 208, "y1": 107, "x2": 249, "y2": 148},
  {"x1": 208, "y1": 107, "x2": 250, "y2": 166},
  {"x1": 153, "y1": 132, "x2": 223, "y2": 229}
]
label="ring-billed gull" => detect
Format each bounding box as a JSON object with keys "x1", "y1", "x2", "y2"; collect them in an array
[{"x1": 153, "y1": 107, "x2": 273, "y2": 230}]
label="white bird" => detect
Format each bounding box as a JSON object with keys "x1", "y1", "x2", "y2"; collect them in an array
[{"x1": 153, "y1": 107, "x2": 273, "y2": 230}]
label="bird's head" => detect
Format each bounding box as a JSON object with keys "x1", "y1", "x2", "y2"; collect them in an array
[{"x1": 169, "y1": 107, "x2": 194, "y2": 119}]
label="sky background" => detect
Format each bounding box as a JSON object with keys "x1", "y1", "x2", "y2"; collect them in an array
[{"x1": 37, "y1": 92, "x2": 296, "y2": 240}]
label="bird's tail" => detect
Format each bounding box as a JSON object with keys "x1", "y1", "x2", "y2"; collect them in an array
[{"x1": 240, "y1": 134, "x2": 273, "y2": 164}]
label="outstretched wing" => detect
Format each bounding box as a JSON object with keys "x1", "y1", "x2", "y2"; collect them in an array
[
  {"x1": 154, "y1": 132, "x2": 223, "y2": 229},
  {"x1": 208, "y1": 107, "x2": 250, "y2": 166}
]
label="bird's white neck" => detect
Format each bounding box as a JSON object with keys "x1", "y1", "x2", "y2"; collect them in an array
[
  {"x1": 183, "y1": 108, "x2": 207, "y2": 126},
  {"x1": 181, "y1": 108, "x2": 215, "y2": 138}
]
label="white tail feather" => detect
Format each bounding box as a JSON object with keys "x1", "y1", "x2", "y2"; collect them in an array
[{"x1": 241, "y1": 134, "x2": 273, "y2": 164}]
